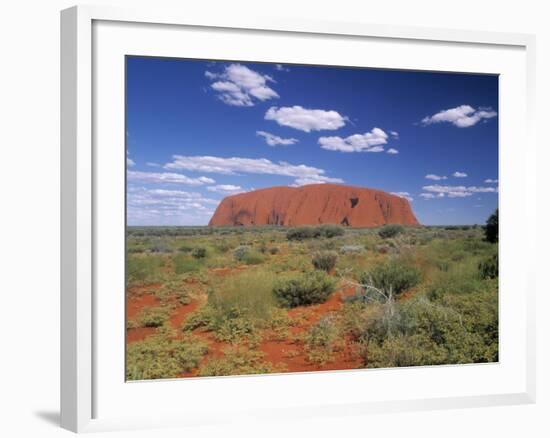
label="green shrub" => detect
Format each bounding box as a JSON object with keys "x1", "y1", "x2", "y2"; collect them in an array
[
  {"x1": 184, "y1": 270, "x2": 276, "y2": 344},
  {"x1": 378, "y1": 224, "x2": 404, "y2": 239},
  {"x1": 149, "y1": 239, "x2": 172, "y2": 253},
  {"x1": 365, "y1": 291, "x2": 498, "y2": 368},
  {"x1": 286, "y1": 225, "x2": 345, "y2": 241},
  {"x1": 126, "y1": 334, "x2": 207, "y2": 380},
  {"x1": 274, "y1": 271, "x2": 336, "y2": 307},
  {"x1": 484, "y1": 209, "x2": 498, "y2": 243},
  {"x1": 233, "y1": 245, "x2": 250, "y2": 261},
  {"x1": 209, "y1": 270, "x2": 276, "y2": 321},
  {"x1": 136, "y1": 306, "x2": 171, "y2": 328},
  {"x1": 178, "y1": 243, "x2": 194, "y2": 253},
  {"x1": 173, "y1": 254, "x2": 202, "y2": 274},
  {"x1": 312, "y1": 250, "x2": 338, "y2": 272},
  {"x1": 359, "y1": 260, "x2": 420, "y2": 296},
  {"x1": 198, "y1": 347, "x2": 282, "y2": 377},
  {"x1": 428, "y1": 260, "x2": 484, "y2": 298},
  {"x1": 241, "y1": 250, "x2": 264, "y2": 265},
  {"x1": 155, "y1": 280, "x2": 191, "y2": 305},
  {"x1": 286, "y1": 226, "x2": 321, "y2": 241},
  {"x1": 479, "y1": 253, "x2": 498, "y2": 279},
  {"x1": 191, "y1": 247, "x2": 207, "y2": 259},
  {"x1": 318, "y1": 224, "x2": 345, "y2": 238},
  {"x1": 127, "y1": 255, "x2": 163, "y2": 286},
  {"x1": 303, "y1": 315, "x2": 342, "y2": 364}
]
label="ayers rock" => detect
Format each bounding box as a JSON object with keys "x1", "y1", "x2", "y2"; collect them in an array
[{"x1": 208, "y1": 184, "x2": 419, "y2": 227}]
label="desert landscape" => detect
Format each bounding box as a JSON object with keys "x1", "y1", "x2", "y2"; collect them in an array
[
  {"x1": 126, "y1": 185, "x2": 498, "y2": 380},
  {"x1": 125, "y1": 57, "x2": 498, "y2": 380}
]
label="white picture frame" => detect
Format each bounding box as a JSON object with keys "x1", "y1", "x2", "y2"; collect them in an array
[{"x1": 60, "y1": 4, "x2": 537, "y2": 433}]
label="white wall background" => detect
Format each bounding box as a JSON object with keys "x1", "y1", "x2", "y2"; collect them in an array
[{"x1": 0, "y1": 1, "x2": 547, "y2": 436}]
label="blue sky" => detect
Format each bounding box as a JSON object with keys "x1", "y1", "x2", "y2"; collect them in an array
[{"x1": 126, "y1": 56, "x2": 498, "y2": 226}]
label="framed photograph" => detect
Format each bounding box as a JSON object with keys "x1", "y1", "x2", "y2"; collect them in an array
[{"x1": 61, "y1": 5, "x2": 536, "y2": 433}]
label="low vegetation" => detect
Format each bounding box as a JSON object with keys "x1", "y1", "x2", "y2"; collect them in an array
[
  {"x1": 273, "y1": 271, "x2": 336, "y2": 307},
  {"x1": 311, "y1": 250, "x2": 338, "y2": 272},
  {"x1": 126, "y1": 213, "x2": 499, "y2": 379}
]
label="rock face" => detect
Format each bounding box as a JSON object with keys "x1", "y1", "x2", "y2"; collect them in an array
[{"x1": 208, "y1": 184, "x2": 419, "y2": 227}]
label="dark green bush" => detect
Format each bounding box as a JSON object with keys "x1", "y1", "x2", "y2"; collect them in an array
[
  {"x1": 191, "y1": 247, "x2": 207, "y2": 259},
  {"x1": 318, "y1": 224, "x2": 345, "y2": 238},
  {"x1": 378, "y1": 224, "x2": 404, "y2": 239},
  {"x1": 484, "y1": 209, "x2": 498, "y2": 243},
  {"x1": 286, "y1": 225, "x2": 345, "y2": 241},
  {"x1": 359, "y1": 260, "x2": 421, "y2": 296},
  {"x1": 479, "y1": 253, "x2": 498, "y2": 279},
  {"x1": 311, "y1": 250, "x2": 338, "y2": 272},
  {"x1": 286, "y1": 226, "x2": 321, "y2": 241},
  {"x1": 274, "y1": 271, "x2": 336, "y2": 307}
]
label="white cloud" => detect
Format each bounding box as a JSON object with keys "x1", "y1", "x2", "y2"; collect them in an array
[
  {"x1": 164, "y1": 155, "x2": 343, "y2": 187},
  {"x1": 318, "y1": 128, "x2": 388, "y2": 152},
  {"x1": 256, "y1": 130, "x2": 298, "y2": 146},
  {"x1": 420, "y1": 193, "x2": 436, "y2": 199},
  {"x1": 484, "y1": 178, "x2": 498, "y2": 184},
  {"x1": 127, "y1": 187, "x2": 219, "y2": 226},
  {"x1": 390, "y1": 131, "x2": 399, "y2": 139},
  {"x1": 422, "y1": 184, "x2": 497, "y2": 199},
  {"x1": 421, "y1": 105, "x2": 497, "y2": 128},
  {"x1": 206, "y1": 184, "x2": 247, "y2": 194},
  {"x1": 126, "y1": 150, "x2": 135, "y2": 167},
  {"x1": 291, "y1": 175, "x2": 344, "y2": 186},
  {"x1": 206, "y1": 64, "x2": 279, "y2": 106},
  {"x1": 265, "y1": 106, "x2": 346, "y2": 132},
  {"x1": 146, "y1": 162, "x2": 161, "y2": 168},
  {"x1": 386, "y1": 148, "x2": 399, "y2": 155},
  {"x1": 275, "y1": 64, "x2": 289, "y2": 72},
  {"x1": 391, "y1": 192, "x2": 413, "y2": 202},
  {"x1": 127, "y1": 170, "x2": 215, "y2": 186},
  {"x1": 453, "y1": 171, "x2": 468, "y2": 178},
  {"x1": 425, "y1": 174, "x2": 447, "y2": 181}
]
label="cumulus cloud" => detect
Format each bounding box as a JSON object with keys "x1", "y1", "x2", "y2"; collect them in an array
[
  {"x1": 318, "y1": 128, "x2": 388, "y2": 153},
  {"x1": 256, "y1": 130, "x2": 298, "y2": 146},
  {"x1": 421, "y1": 105, "x2": 497, "y2": 128},
  {"x1": 265, "y1": 106, "x2": 346, "y2": 132},
  {"x1": 391, "y1": 192, "x2": 413, "y2": 202},
  {"x1": 425, "y1": 174, "x2": 447, "y2": 181},
  {"x1": 206, "y1": 64, "x2": 279, "y2": 106},
  {"x1": 453, "y1": 171, "x2": 468, "y2": 178},
  {"x1": 275, "y1": 64, "x2": 290, "y2": 72},
  {"x1": 127, "y1": 170, "x2": 215, "y2": 186},
  {"x1": 390, "y1": 131, "x2": 399, "y2": 139},
  {"x1": 206, "y1": 184, "x2": 247, "y2": 194},
  {"x1": 126, "y1": 150, "x2": 135, "y2": 167},
  {"x1": 164, "y1": 155, "x2": 343, "y2": 187},
  {"x1": 386, "y1": 148, "x2": 399, "y2": 155},
  {"x1": 127, "y1": 187, "x2": 219, "y2": 226},
  {"x1": 422, "y1": 184, "x2": 497, "y2": 199},
  {"x1": 484, "y1": 178, "x2": 498, "y2": 184}
]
